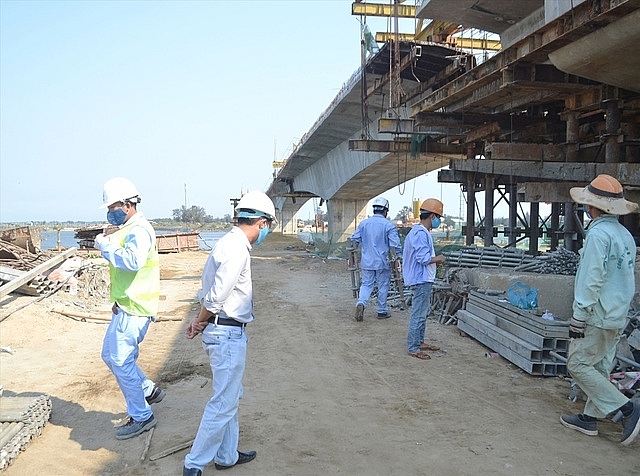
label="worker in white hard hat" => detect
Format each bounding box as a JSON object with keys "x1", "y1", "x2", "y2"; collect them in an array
[
  {"x1": 183, "y1": 190, "x2": 277, "y2": 475},
  {"x1": 94, "y1": 177, "x2": 164, "y2": 440},
  {"x1": 402, "y1": 198, "x2": 446, "y2": 360},
  {"x1": 560, "y1": 174, "x2": 640, "y2": 446},
  {"x1": 350, "y1": 196, "x2": 402, "y2": 321}
]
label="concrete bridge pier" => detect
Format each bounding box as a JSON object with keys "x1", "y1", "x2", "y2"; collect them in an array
[
  {"x1": 272, "y1": 195, "x2": 305, "y2": 235},
  {"x1": 277, "y1": 207, "x2": 298, "y2": 235},
  {"x1": 326, "y1": 198, "x2": 369, "y2": 245}
]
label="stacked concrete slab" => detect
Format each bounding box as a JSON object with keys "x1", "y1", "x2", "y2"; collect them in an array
[
  {"x1": 0, "y1": 394, "x2": 52, "y2": 471},
  {"x1": 457, "y1": 290, "x2": 570, "y2": 376}
]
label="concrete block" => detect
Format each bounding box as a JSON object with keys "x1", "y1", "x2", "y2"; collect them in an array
[
  {"x1": 545, "y1": 0, "x2": 586, "y2": 23},
  {"x1": 463, "y1": 268, "x2": 574, "y2": 320}
]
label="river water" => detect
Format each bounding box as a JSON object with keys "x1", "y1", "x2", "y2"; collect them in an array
[{"x1": 40, "y1": 230, "x2": 226, "y2": 251}]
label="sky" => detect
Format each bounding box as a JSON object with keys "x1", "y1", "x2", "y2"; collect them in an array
[{"x1": 1, "y1": 0, "x2": 480, "y2": 223}]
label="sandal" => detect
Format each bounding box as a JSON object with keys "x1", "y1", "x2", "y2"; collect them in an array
[
  {"x1": 420, "y1": 343, "x2": 440, "y2": 351},
  {"x1": 408, "y1": 351, "x2": 431, "y2": 360}
]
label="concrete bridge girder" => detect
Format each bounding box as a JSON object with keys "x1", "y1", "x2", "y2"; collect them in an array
[{"x1": 273, "y1": 127, "x2": 461, "y2": 242}]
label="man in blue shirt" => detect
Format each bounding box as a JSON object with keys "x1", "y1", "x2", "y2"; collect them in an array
[
  {"x1": 351, "y1": 197, "x2": 402, "y2": 321},
  {"x1": 560, "y1": 174, "x2": 640, "y2": 446},
  {"x1": 402, "y1": 198, "x2": 446, "y2": 360}
]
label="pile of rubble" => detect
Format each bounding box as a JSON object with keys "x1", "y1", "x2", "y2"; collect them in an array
[
  {"x1": 0, "y1": 227, "x2": 91, "y2": 305},
  {"x1": 0, "y1": 227, "x2": 110, "y2": 471}
]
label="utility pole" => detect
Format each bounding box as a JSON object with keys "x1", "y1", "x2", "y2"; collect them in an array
[{"x1": 184, "y1": 183, "x2": 188, "y2": 224}]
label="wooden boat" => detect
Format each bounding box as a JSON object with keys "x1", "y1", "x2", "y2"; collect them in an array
[{"x1": 155, "y1": 231, "x2": 200, "y2": 253}]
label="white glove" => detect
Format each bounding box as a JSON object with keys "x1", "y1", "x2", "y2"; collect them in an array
[{"x1": 94, "y1": 233, "x2": 109, "y2": 250}]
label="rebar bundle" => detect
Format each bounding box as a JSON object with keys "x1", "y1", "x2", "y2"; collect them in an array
[
  {"x1": 513, "y1": 248, "x2": 580, "y2": 275},
  {"x1": 444, "y1": 246, "x2": 538, "y2": 270}
]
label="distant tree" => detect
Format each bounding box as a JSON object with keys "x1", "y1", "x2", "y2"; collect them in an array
[
  {"x1": 172, "y1": 205, "x2": 209, "y2": 223},
  {"x1": 395, "y1": 206, "x2": 413, "y2": 222},
  {"x1": 443, "y1": 215, "x2": 455, "y2": 227}
]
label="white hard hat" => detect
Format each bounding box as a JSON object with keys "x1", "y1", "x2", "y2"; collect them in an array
[
  {"x1": 100, "y1": 177, "x2": 140, "y2": 209},
  {"x1": 372, "y1": 196, "x2": 389, "y2": 210},
  {"x1": 235, "y1": 191, "x2": 276, "y2": 220}
]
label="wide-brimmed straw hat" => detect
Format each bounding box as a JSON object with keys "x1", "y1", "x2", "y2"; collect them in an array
[{"x1": 570, "y1": 174, "x2": 638, "y2": 215}]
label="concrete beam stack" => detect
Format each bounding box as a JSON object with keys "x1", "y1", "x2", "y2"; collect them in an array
[
  {"x1": 0, "y1": 394, "x2": 52, "y2": 471},
  {"x1": 457, "y1": 290, "x2": 569, "y2": 376}
]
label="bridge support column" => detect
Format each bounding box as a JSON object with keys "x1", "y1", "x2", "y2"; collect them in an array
[
  {"x1": 327, "y1": 198, "x2": 369, "y2": 244},
  {"x1": 272, "y1": 196, "x2": 299, "y2": 235},
  {"x1": 277, "y1": 207, "x2": 298, "y2": 235}
]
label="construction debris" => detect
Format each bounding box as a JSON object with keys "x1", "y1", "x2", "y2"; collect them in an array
[
  {"x1": 0, "y1": 248, "x2": 79, "y2": 302},
  {"x1": 431, "y1": 268, "x2": 471, "y2": 325},
  {"x1": 0, "y1": 226, "x2": 41, "y2": 254}
]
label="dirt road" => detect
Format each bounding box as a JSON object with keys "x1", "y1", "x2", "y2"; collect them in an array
[{"x1": 0, "y1": 233, "x2": 637, "y2": 475}]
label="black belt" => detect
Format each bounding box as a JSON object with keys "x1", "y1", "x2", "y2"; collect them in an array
[{"x1": 207, "y1": 315, "x2": 245, "y2": 327}]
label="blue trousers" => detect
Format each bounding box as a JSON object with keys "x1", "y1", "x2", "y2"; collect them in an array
[
  {"x1": 101, "y1": 307, "x2": 155, "y2": 422},
  {"x1": 185, "y1": 324, "x2": 247, "y2": 470},
  {"x1": 358, "y1": 268, "x2": 392, "y2": 314},
  {"x1": 407, "y1": 282, "x2": 433, "y2": 353}
]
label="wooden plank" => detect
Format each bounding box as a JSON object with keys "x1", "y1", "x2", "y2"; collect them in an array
[
  {"x1": 0, "y1": 248, "x2": 77, "y2": 301},
  {"x1": 486, "y1": 142, "x2": 566, "y2": 162},
  {"x1": 449, "y1": 159, "x2": 640, "y2": 186},
  {"x1": 149, "y1": 439, "x2": 194, "y2": 461},
  {"x1": 521, "y1": 182, "x2": 580, "y2": 203}
]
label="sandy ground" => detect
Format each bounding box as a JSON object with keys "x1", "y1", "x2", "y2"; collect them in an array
[{"x1": 0, "y1": 232, "x2": 638, "y2": 476}]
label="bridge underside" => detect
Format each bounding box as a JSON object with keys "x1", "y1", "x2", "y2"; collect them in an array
[
  {"x1": 268, "y1": 39, "x2": 470, "y2": 239},
  {"x1": 268, "y1": 0, "x2": 640, "y2": 251}
]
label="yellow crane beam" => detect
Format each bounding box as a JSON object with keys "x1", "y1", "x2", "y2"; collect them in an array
[
  {"x1": 414, "y1": 20, "x2": 460, "y2": 42},
  {"x1": 351, "y1": 2, "x2": 416, "y2": 19},
  {"x1": 376, "y1": 32, "x2": 501, "y2": 51},
  {"x1": 452, "y1": 37, "x2": 501, "y2": 51},
  {"x1": 375, "y1": 32, "x2": 415, "y2": 43}
]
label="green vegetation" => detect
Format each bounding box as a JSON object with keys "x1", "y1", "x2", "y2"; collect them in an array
[{"x1": 0, "y1": 203, "x2": 234, "y2": 232}]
